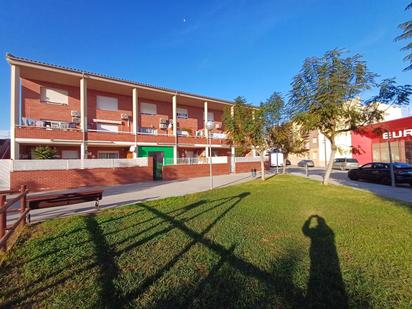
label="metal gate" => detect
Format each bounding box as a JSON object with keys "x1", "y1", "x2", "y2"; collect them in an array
[{"x1": 0, "y1": 160, "x2": 11, "y2": 190}]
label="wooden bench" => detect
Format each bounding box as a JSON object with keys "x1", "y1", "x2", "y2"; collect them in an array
[{"x1": 27, "y1": 190, "x2": 104, "y2": 214}]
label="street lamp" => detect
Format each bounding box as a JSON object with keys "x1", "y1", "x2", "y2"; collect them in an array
[
  {"x1": 206, "y1": 120, "x2": 216, "y2": 190},
  {"x1": 383, "y1": 128, "x2": 396, "y2": 187}
]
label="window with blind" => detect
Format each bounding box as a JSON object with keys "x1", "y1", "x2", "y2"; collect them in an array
[
  {"x1": 96, "y1": 96, "x2": 118, "y2": 111},
  {"x1": 207, "y1": 111, "x2": 214, "y2": 121},
  {"x1": 141, "y1": 102, "x2": 157, "y2": 115},
  {"x1": 177, "y1": 107, "x2": 188, "y2": 119},
  {"x1": 98, "y1": 151, "x2": 119, "y2": 159},
  {"x1": 40, "y1": 87, "x2": 69, "y2": 105}
]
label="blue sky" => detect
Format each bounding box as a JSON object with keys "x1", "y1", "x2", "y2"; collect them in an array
[{"x1": 0, "y1": 0, "x2": 411, "y2": 133}]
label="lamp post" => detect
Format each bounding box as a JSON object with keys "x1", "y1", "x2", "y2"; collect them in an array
[
  {"x1": 384, "y1": 128, "x2": 396, "y2": 187},
  {"x1": 206, "y1": 120, "x2": 216, "y2": 190}
]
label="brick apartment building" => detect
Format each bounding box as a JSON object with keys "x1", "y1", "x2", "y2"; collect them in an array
[{"x1": 7, "y1": 54, "x2": 234, "y2": 165}]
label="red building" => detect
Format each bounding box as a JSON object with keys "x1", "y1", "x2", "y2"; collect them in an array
[
  {"x1": 351, "y1": 116, "x2": 412, "y2": 165},
  {"x1": 7, "y1": 54, "x2": 234, "y2": 163}
]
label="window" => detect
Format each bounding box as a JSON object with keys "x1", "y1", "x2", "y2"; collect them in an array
[
  {"x1": 361, "y1": 163, "x2": 373, "y2": 169},
  {"x1": 207, "y1": 111, "x2": 214, "y2": 121},
  {"x1": 96, "y1": 96, "x2": 118, "y2": 111},
  {"x1": 141, "y1": 102, "x2": 157, "y2": 115},
  {"x1": 62, "y1": 150, "x2": 79, "y2": 159},
  {"x1": 98, "y1": 151, "x2": 119, "y2": 159},
  {"x1": 140, "y1": 127, "x2": 157, "y2": 134},
  {"x1": 40, "y1": 87, "x2": 68, "y2": 105},
  {"x1": 96, "y1": 123, "x2": 118, "y2": 132},
  {"x1": 177, "y1": 107, "x2": 188, "y2": 119}
]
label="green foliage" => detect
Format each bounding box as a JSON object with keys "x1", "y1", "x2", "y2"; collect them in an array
[
  {"x1": 289, "y1": 49, "x2": 379, "y2": 141},
  {"x1": 223, "y1": 96, "x2": 265, "y2": 151},
  {"x1": 260, "y1": 92, "x2": 285, "y2": 128},
  {"x1": 1, "y1": 176, "x2": 411, "y2": 307},
  {"x1": 269, "y1": 122, "x2": 308, "y2": 159},
  {"x1": 395, "y1": 2, "x2": 412, "y2": 71},
  {"x1": 32, "y1": 145, "x2": 57, "y2": 159}
]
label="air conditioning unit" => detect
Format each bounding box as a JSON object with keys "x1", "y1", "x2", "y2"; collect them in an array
[
  {"x1": 71, "y1": 110, "x2": 80, "y2": 117},
  {"x1": 121, "y1": 113, "x2": 129, "y2": 120},
  {"x1": 72, "y1": 117, "x2": 81, "y2": 124},
  {"x1": 159, "y1": 123, "x2": 167, "y2": 129}
]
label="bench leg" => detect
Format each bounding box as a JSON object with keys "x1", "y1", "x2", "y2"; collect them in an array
[{"x1": 95, "y1": 199, "x2": 100, "y2": 210}]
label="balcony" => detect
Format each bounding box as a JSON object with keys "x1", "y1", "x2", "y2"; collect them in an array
[
  {"x1": 15, "y1": 126, "x2": 82, "y2": 141},
  {"x1": 87, "y1": 130, "x2": 135, "y2": 143},
  {"x1": 137, "y1": 132, "x2": 175, "y2": 144}
]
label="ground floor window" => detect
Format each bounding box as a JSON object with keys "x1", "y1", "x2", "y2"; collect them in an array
[
  {"x1": 372, "y1": 141, "x2": 404, "y2": 162},
  {"x1": 61, "y1": 150, "x2": 79, "y2": 159},
  {"x1": 97, "y1": 151, "x2": 119, "y2": 159},
  {"x1": 406, "y1": 141, "x2": 412, "y2": 164}
]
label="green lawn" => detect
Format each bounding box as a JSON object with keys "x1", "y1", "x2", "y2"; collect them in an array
[{"x1": 0, "y1": 175, "x2": 411, "y2": 308}]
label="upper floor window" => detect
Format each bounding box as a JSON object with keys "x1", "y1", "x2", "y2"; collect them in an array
[
  {"x1": 177, "y1": 107, "x2": 188, "y2": 119},
  {"x1": 97, "y1": 95, "x2": 118, "y2": 111},
  {"x1": 40, "y1": 87, "x2": 68, "y2": 105},
  {"x1": 96, "y1": 123, "x2": 118, "y2": 132},
  {"x1": 207, "y1": 111, "x2": 214, "y2": 121},
  {"x1": 141, "y1": 102, "x2": 157, "y2": 115}
]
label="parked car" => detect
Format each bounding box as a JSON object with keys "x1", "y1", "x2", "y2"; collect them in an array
[
  {"x1": 348, "y1": 162, "x2": 412, "y2": 186},
  {"x1": 298, "y1": 160, "x2": 315, "y2": 167},
  {"x1": 332, "y1": 158, "x2": 359, "y2": 170}
]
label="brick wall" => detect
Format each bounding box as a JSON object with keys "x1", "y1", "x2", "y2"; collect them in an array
[
  {"x1": 235, "y1": 161, "x2": 270, "y2": 173},
  {"x1": 162, "y1": 163, "x2": 230, "y2": 180},
  {"x1": 10, "y1": 158, "x2": 153, "y2": 192}
]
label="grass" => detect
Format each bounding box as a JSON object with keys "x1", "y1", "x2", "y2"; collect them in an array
[{"x1": 0, "y1": 175, "x2": 411, "y2": 308}]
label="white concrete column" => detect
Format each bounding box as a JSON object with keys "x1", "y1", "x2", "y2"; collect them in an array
[
  {"x1": 132, "y1": 88, "x2": 138, "y2": 134},
  {"x1": 204, "y1": 101, "x2": 208, "y2": 138},
  {"x1": 172, "y1": 95, "x2": 177, "y2": 136},
  {"x1": 132, "y1": 88, "x2": 138, "y2": 159},
  {"x1": 80, "y1": 77, "x2": 88, "y2": 159},
  {"x1": 230, "y1": 105, "x2": 235, "y2": 172},
  {"x1": 172, "y1": 95, "x2": 177, "y2": 164},
  {"x1": 10, "y1": 65, "x2": 20, "y2": 160}
]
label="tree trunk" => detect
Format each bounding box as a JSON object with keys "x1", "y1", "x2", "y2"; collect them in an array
[
  {"x1": 260, "y1": 151, "x2": 265, "y2": 181},
  {"x1": 323, "y1": 139, "x2": 336, "y2": 185},
  {"x1": 282, "y1": 153, "x2": 288, "y2": 174}
]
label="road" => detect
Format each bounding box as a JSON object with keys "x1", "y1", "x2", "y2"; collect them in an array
[{"x1": 286, "y1": 166, "x2": 412, "y2": 204}]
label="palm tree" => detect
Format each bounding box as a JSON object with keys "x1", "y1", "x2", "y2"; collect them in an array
[{"x1": 395, "y1": 3, "x2": 412, "y2": 71}]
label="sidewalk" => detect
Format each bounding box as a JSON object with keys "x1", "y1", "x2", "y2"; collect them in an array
[{"x1": 9, "y1": 172, "x2": 264, "y2": 223}]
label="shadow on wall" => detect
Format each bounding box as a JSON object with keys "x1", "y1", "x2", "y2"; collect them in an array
[{"x1": 302, "y1": 215, "x2": 348, "y2": 308}]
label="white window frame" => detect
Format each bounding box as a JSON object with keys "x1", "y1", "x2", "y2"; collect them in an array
[
  {"x1": 96, "y1": 95, "x2": 119, "y2": 111},
  {"x1": 61, "y1": 150, "x2": 80, "y2": 159},
  {"x1": 141, "y1": 102, "x2": 157, "y2": 115},
  {"x1": 177, "y1": 107, "x2": 188, "y2": 119},
  {"x1": 96, "y1": 123, "x2": 119, "y2": 133},
  {"x1": 97, "y1": 151, "x2": 120, "y2": 159},
  {"x1": 40, "y1": 87, "x2": 69, "y2": 105}
]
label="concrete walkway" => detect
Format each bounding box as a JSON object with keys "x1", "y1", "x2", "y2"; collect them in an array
[
  {"x1": 9, "y1": 172, "x2": 264, "y2": 223},
  {"x1": 6, "y1": 167, "x2": 411, "y2": 224}
]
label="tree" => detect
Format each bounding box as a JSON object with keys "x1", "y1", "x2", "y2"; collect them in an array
[
  {"x1": 395, "y1": 2, "x2": 412, "y2": 71},
  {"x1": 269, "y1": 122, "x2": 308, "y2": 174},
  {"x1": 289, "y1": 49, "x2": 380, "y2": 185},
  {"x1": 32, "y1": 146, "x2": 57, "y2": 159},
  {"x1": 223, "y1": 96, "x2": 266, "y2": 180}
]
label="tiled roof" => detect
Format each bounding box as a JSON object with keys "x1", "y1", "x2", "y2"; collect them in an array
[{"x1": 6, "y1": 53, "x2": 234, "y2": 105}]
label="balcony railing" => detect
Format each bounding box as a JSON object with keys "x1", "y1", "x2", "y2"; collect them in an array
[
  {"x1": 15, "y1": 126, "x2": 82, "y2": 140},
  {"x1": 163, "y1": 156, "x2": 228, "y2": 165}
]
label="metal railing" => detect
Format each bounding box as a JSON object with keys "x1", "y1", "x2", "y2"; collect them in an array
[
  {"x1": 12, "y1": 158, "x2": 149, "y2": 171},
  {"x1": 163, "y1": 156, "x2": 228, "y2": 166},
  {"x1": 0, "y1": 185, "x2": 29, "y2": 252},
  {"x1": 234, "y1": 156, "x2": 268, "y2": 163}
]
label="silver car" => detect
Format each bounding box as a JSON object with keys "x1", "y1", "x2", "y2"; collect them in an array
[{"x1": 332, "y1": 158, "x2": 359, "y2": 170}]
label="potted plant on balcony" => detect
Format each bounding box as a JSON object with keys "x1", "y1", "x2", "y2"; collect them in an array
[{"x1": 32, "y1": 146, "x2": 58, "y2": 159}]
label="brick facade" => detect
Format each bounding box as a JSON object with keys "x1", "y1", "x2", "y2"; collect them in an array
[
  {"x1": 235, "y1": 161, "x2": 270, "y2": 173},
  {"x1": 11, "y1": 158, "x2": 153, "y2": 192},
  {"x1": 162, "y1": 162, "x2": 231, "y2": 180}
]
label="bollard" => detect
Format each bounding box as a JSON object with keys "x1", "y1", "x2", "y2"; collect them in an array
[
  {"x1": 305, "y1": 163, "x2": 309, "y2": 177},
  {"x1": 251, "y1": 168, "x2": 256, "y2": 177},
  {"x1": 19, "y1": 185, "x2": 27, "y2": 226},
  {"x1": 0, "y1": 195, "x2": 6, "y2": 240}
]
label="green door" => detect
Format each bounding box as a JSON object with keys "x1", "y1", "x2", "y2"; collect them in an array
[{"x1": 148, "y1": 151, "x2": 164, "y2": 180}]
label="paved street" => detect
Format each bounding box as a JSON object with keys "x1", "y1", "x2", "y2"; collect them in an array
[{"x1": 286, "y1": 166, "x2": 412, "y2": 203}]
